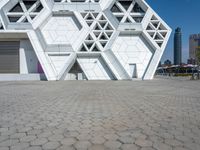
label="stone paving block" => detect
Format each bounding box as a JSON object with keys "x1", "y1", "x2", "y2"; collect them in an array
[
  {"x1": 159, "y1": 132, "x2": 174, "y2": 139},
  {"x1": 0, "y1": 139, "x2": 19, "y2": 147},
  {"x1": 88, "y1": 144, "x2": 106, "y2": 150},
  {"x1": 173, "y1": 147, "x2": 189, "y2": 150},
  {"x1": 153, "y1": 141, "x2": 172, "y2": 150},
  {"x1": 104, "y1": 140, "x2": 121, "y2": 149},
  {"x1": 184, "y1": 142, "x2": 200, "y2": 150},
  {"x1": 74, "y1": 141, "x2": 92, "y2": 150},
  {"x1": 77, "y1": 134, "x2": 91, "y2": 140},
  {"x1": 149, "y1": 135, "x2": 164, "y2": 143},
  {"x1": 10, "y1": 133, "x2": 26, "y2": 139},
  {"x1": 26, "y1": 146, "x2": 42, "y2": 150},
  {"x1": 135, "y1": 139, "x2": 153, "y2": 147},
  {"x1": 0, "y1": 136, "x2": 9, "y2": 143},
  {"x1": 0, "y1": 129, "x2": 16, "y2": 136},
  {"x1": 17, "y1": 127, "x2": 32, "y2": 133},
  {"x1": 63, "y1": 131, "x2": 79, "y2": 138},
  {"x1": 37, "y1": 132, "x2": 52, "y2": 138},
  {"x1": 30, "y1": 138, "x2": 48, "y2": 146},
  {"x1": 175, "y1": 135, "x2": 193, "y2": 143},
  {"x1": 90, "y1": 137, "x2": 106, "y2": 145},
  {"x1": 10, "y1": 142, "x2": 29, "y2": 150},
  {"x1": 165, "y1": 139, "x2": 183, "y2": 146},
  {"x1": 27, "y1": 129, "x2": 42, "y2": 135},
  {"x1": 57, "y1": 145, "x2": 75, "y2": 150},
  {"x1": 118, "y1": 136, "x2": 135, "y2": 144},
  {"x1": 121, "y1": 144, "x2": 139, "y2": 150},
  {"x1": 60, "y1": 138, "x2": 76, "y2": 146},
  {"x1": 0, "y1": 147, "x2": 9, "y2": 150},
  {"x1": 140, "y1": 147, "x2": 155, "y2": 150},
  {"x1": 0, "y1": 128, "x2": 8, "y2": 133},
  {"x1": 104, "y1": 134, "x2": 119, "y2": 140},
  {"x1": 42, "y1": 141, "x2": 60, "y2": 150},
  {"x1": 20, "y1": 135, "x2": 36, "y2": 142},
  {"x1": 48, "y1": 134, "x2": 64, "y2": 142}
]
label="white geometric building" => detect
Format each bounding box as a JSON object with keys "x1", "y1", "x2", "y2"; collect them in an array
[{"x1": 0, "y1": 0, "x2": 171, "y2": 81}]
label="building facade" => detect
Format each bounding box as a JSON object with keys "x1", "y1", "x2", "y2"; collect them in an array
[
  {"x1": 189, "y1": 34, "x2": 200, "y2": 64},
  {"x1": 174, "y1": 27, "x2": 182, "y2": 65},
  {"x1": 0, "y1": 0, "x2": 171, "y2": 81}
]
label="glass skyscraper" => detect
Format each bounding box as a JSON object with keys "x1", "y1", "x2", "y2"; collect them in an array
[{"x1": 174, "y1": 27, "x2": 182, "y2": 65}]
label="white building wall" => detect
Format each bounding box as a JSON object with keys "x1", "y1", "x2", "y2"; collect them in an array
[
  {"x1": 0, "y1": 0, "x2": 172, "y2": 81},
  {"x1": 20, "y1": 40, "x2": 38, "y2": 74},
  {"x1": 111, "y1": 35, "x2": 154, "y2": 79},
  {"x1": 77, "y1": 57, "x2": 115, "y2": 80}
]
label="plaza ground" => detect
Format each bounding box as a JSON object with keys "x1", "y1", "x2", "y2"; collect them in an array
[{"x1": 0, "y1": 78, "x2": 200, "y2": 150}]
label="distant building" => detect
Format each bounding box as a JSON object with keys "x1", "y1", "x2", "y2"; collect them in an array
[
  {"x1": 187, "y1": 58, "x2": 196, "y2": 65},
  {"x1": 164, "y1": 59, "x2": 172, "y2": 66},
  {"x1": 158, "y1": 61, "x2": 162, "y2": 67},
  {"x1": 174, "y1": 27, "x2": 182, "y2": 65},
  {"x1": 189, "y1": 34, "x2": 200, "y2": 64}
]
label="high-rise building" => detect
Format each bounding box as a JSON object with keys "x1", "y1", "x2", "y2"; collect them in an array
[
  {"x1": 189, "y1": 34, "x2": 200, "y2": 64},
  {"x1": 0, "y1": 0, "x2": 171, "y2": 81},
  {"x1": 174, "y1": 27, "x2": 182, "y2": 65}
]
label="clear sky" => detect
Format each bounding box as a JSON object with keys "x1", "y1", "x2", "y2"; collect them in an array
[{"x1": 146, "y1": 0, "x2": 200, "y2": 63}]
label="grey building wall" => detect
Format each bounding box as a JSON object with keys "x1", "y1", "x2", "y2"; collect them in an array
[
  {"x1": 0, "y1": 41, "x2": 20, "y2": 73},
  {"x1": 189, "y1": 34, "x2": 200, "y2": 63}
]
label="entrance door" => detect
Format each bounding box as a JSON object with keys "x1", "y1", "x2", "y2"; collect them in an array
[
  {"x1": 129, "y1": 64, "x2": 137, "y2": 78},
  {"x1": 67, "y1": 61, "x2": 86, "y2": 80},
  {"x1": 0, "y1": 41, "x2": 20, "y2": 73}
]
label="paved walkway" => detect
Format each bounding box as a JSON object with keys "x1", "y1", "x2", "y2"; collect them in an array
[{"x1": 0, "y1": 79, "x2": 200, "y2": 150}]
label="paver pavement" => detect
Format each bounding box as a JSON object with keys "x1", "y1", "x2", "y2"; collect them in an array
[{"x1": 0, "y1": 78, "x2": 200, "y2": 150}]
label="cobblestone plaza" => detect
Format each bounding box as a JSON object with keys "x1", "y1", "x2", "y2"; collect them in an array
[{"x1": 0, "y1": 79, "x2": 200, "y2": 150}]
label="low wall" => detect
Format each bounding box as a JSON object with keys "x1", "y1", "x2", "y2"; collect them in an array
[
  {"x1": 155, "y1": 75, "x2": 191, "y2": 81},
  {"x1": 0, "y1": 74, "x2": 46, "y2": 81}
]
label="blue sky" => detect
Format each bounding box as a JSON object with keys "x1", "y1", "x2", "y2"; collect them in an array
[{"x1": 146, "y1": 0, "x2": 200, "y2": 63}]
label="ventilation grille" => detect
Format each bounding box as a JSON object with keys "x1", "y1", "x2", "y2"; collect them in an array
[
  {"x1": 111, "y1": 0, "x2": 146, "y2": 23},
  {"x1": 54, "y1": 0, "x2": 100, "y2": 3},
  {"x1": 79, "y1": 12, "x2": 114, "y2": 52},
  {"x1": 7, "y1": 0, "x2": 44, "y2": 23},
  {"x1": 146, "y1": 15, "x2": 168, "y2": 47}
]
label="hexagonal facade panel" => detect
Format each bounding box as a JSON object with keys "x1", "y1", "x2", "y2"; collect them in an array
[
  {"x1": 41, "y1": 13, "x2": 82, "y2": 45},
  {"x1": 111, "y1": 35, "x2": 153, "y2": 78},
  {"x1": 0, "y1": 0, "x2": 171, "y2": 81}
]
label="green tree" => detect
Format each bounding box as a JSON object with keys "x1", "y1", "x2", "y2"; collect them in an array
[
  {"x1": 196, "y1": 47, "x2": 200, "y2": 79},
  {"x1": 196, "y1": 47, "x2": 200, "y2": 65}
]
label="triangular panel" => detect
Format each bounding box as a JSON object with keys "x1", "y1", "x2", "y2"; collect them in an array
[
  {"x1": 65, "y1": 60, "x2": 87, "y2": 80},
  {"x1": 78, "y1": 57, "x2": 115, "y2": 80},
  {"x1": 48, "y1": 53, "x2": 72, "y2": 75}
]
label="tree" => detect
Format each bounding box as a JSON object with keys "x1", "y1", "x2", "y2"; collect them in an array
[
  {"x1": 196, "y1": 47, "x2": 200, "y2": 64},
  {"x1": 196, "y1": 47, "x2": 200, "y2": 79}
]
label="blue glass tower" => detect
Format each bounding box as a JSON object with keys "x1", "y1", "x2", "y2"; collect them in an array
[{"x1": 174, "y1": 27, "x2": 182, "y2": 65}]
